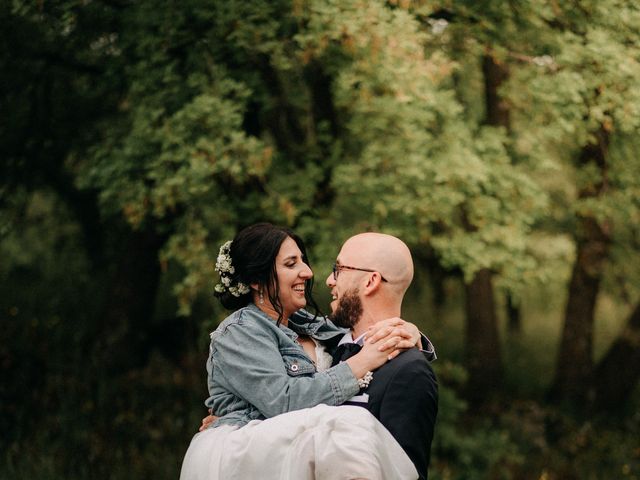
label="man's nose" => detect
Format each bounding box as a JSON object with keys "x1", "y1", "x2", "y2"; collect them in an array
[{"x1": 325, "y1": 272, "x2": 335, "y2": 288}]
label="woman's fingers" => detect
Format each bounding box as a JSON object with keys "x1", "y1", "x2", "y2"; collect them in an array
[
  {"x1": 384, "y1": 342, "x2": 414, "y2": 360},
  {"x1": 367, "y1": 326, "x2": 412, "y2": 344},
  {"x1": 387, "y1": 349, "x2": 402, "y2": 360},
  {"x1": 365, "y1": 318, "x2": 421, "y2": 359},
  {"x1": 366, "y1": 318, "x2": 406, "y2": 339},
  {"x1": 393, "y1": 338, "x2": 415, "y2": 349},
  {"x1": 376, "y1": 335, "x2": 405, "y2": 352},
  {"x1": 199, "y1": 414, "x2": 217, "y2": 431},
  {"x1": 366, "y1": 326, "x2": 392, "y2": 343},
  {"x1": 372, "y1": 317, "x2": 405, "y2": 327}
]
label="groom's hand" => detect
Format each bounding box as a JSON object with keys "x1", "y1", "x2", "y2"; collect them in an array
[
  {"x1": 365, "y1": 317, "x2": 422, "y2": 359},
  {"x1": 199, "y1": 409, "x2": 219, "y2": 431}
]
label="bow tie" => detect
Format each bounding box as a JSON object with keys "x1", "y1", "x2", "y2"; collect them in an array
[{"x1": 331, "y1": 342, "x2": 362, "y2": 366}]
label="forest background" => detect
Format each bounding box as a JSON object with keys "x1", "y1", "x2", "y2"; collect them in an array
[{"x1": 1, "y1": 1, "x2": 639, "y2": 479}]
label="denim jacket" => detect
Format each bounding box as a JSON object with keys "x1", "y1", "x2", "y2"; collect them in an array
[{"x1": 205, "y1": 304, "x2": 359, "y2": 427}]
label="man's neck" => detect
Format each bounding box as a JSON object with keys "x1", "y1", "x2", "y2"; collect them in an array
[{"x1": 351, "y1": 305, "x2": 401, "y2": 339}]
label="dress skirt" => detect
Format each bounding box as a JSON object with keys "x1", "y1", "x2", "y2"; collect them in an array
[{"x1": 180, "y1": 404, "x2": 418, "y2": 480}]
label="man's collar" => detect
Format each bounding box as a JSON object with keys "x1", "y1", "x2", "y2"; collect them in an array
[{"x1": 338, "y1": 331, "x2": 367, "y2": 346}]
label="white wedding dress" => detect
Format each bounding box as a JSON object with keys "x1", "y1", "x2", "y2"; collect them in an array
[{"x1": 180, "y1": 341, "x2": 418, "y2": 480}]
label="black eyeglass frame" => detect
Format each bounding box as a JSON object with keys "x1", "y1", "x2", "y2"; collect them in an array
[{"x1": 332, "y1": 263, "x2": 388, "y2": 282}]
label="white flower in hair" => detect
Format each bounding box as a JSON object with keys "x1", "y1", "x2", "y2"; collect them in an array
[
  {"x1": 214, "y1": 240, "x2": 250, "y2": 297},
  {"x1": 229, "y1": 284, "x2": 250, "y2": 296},
  {"x1": 215, "y1": 241, "x2": 235, "y2": 274}
]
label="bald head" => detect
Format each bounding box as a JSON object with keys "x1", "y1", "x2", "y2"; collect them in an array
[{"x1": 339, "y1": 232, "x2": 414, "y2": 297}]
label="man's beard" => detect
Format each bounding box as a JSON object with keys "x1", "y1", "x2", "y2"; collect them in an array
[{"x1": 329, "y1": 289, "x2": 363, "y2": 330}]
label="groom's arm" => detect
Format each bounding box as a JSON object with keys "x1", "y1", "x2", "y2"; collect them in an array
[{"x1": 377, "y1": 355, "x2": 438, "y2": 480}]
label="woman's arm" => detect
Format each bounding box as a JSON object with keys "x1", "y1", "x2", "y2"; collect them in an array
[{"x1": 212, "y1": 320, "x2": 391, "y2": 418}]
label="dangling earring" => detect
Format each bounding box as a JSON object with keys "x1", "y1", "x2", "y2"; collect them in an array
[{"x1": 259, "y1": 290, "x2": 264, "y2": 305}]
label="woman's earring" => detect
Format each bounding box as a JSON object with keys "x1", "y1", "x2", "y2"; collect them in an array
[{"x1": 259, "y1": 290, "x2": 264, "y2": 305}]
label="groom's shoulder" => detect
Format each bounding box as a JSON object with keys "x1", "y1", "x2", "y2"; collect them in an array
[
  {"x1": 380, "y1": 348, "x2": 436, "y2": 381},
  {"x1": 396, "y1": 347, "x2": 432, "y2": 366},
  {"x1": 369, "y1": 349, "x2": 437, "y2": 403}
]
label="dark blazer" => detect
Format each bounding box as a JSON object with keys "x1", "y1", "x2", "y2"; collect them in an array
[{"x1": 364, "y1": 348, "x2": 438, "y2": 480}]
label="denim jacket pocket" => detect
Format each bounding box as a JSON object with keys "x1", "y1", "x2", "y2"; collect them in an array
[{"x1": 280, "y1": 347, "x2": 316, "y2": 376}]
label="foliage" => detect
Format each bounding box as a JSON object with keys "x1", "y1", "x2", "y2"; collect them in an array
[
  {"x1": 501, "y1": 0, "x2": 640, "y2": 301},
  {"x1": 431, "y1": 362, "x2": 523, "y2": 480},
  {"x1": 297, "y1": 0, "x2": 549, "y2": 285}
]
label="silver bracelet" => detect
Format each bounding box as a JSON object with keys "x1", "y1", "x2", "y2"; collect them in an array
[{"x1": 358, "y1": 371, "x2": 373, "y2": 389}]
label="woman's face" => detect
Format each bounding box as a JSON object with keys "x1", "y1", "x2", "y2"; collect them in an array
[{"x1": 273, "y1": 236, "x2": 313, "y2": 318}]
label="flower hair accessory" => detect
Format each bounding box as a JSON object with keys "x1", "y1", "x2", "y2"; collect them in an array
[{"x1": 214, "y1": 240, "x2": 250, "y2": 297}]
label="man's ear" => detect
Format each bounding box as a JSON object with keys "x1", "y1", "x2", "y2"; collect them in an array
[{"x1": 362, "y1": 274, "x2": 383, "y2": 296}]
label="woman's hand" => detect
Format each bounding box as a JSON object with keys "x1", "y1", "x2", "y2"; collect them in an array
[
  {"x1": 198, "y1": 409, "x2": 219, "y2": 431},
  {"x1": 365, "y1": 317, "x2": 422, "y2": 360},
  {"x1": 346, "y1": 339, "x2": 396, "y2": 379}
]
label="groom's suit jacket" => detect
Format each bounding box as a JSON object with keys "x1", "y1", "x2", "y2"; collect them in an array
[{"x1": 364, "y1": 348, "x2": 438, "y2": 480}]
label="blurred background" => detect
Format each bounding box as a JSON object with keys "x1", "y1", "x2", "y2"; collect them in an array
[{"x1": 1, "y1": 1, "x2": 639, "y2": 479}]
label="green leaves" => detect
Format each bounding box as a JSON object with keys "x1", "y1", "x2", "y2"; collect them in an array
[{"x1": 11, "y1": 0, "x2": 638, "y2": 313}]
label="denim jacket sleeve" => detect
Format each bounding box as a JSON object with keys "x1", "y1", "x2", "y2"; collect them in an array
[{"x1": 211, "y1": 316, "x2": 360, "y2": 418}]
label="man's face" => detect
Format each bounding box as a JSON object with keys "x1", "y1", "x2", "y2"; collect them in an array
[
  {"x1": 325, "y1": 241, "x2": 366, "y2": 328},
  {"x1": 329, "y1": 288, "x2": 362, "y2": 329}
]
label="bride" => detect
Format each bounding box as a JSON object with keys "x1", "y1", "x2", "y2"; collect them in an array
[{"x1": 180, "y1": 223, "x2": 420, "y2": 479}]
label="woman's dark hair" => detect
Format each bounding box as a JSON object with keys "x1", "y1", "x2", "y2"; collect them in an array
[{"x1": 214, "y1": 223, "x2": 321, "y2": 325}]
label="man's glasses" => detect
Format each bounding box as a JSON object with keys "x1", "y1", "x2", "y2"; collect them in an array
[{"x1": 332, "y1": 263, "x2": 388, "y2": 282}]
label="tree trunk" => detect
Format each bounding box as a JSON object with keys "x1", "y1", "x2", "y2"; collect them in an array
[
  {"x1": 550, "y1": 128, "x2": 611, "y2": 404},
  {"x1": 593, "y1": 301, "x2": 640, "y2": 411},
  {"x1": 95, "y1": 226, "x2": 168, "y2": 372},
  {"x1": 506, "y1": 292, "x2": 521, "y2": 333},
  {"x1": 465, "y1": 269, "x2": 503, "y2": 400},
  {"x1": 304, "y1": 60, "x2": 340, "y2": 210},
  {"x1": 460, "y1": 53, "x2": 510, "y2": 401},
  {"x1": 428, "y1": 260, "x2": 449, "y2": 312},
  {"x1": 414, "y1": 247, "x2": 455, "y2": 310},
  {"x1": 550, "y1": 226, "x2": 603, "y2": 402},
  {"x1": 482, "y1": 53, "x2": 510, "y2": 129}
]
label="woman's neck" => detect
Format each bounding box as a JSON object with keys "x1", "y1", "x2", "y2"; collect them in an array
[{"x1": 256, "y1": 302, "x2": 289, "y2": 327}]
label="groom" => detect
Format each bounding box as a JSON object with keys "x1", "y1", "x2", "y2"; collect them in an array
[{"x1": 325, "y1": 232, "x2": 438, "y2": 480}]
